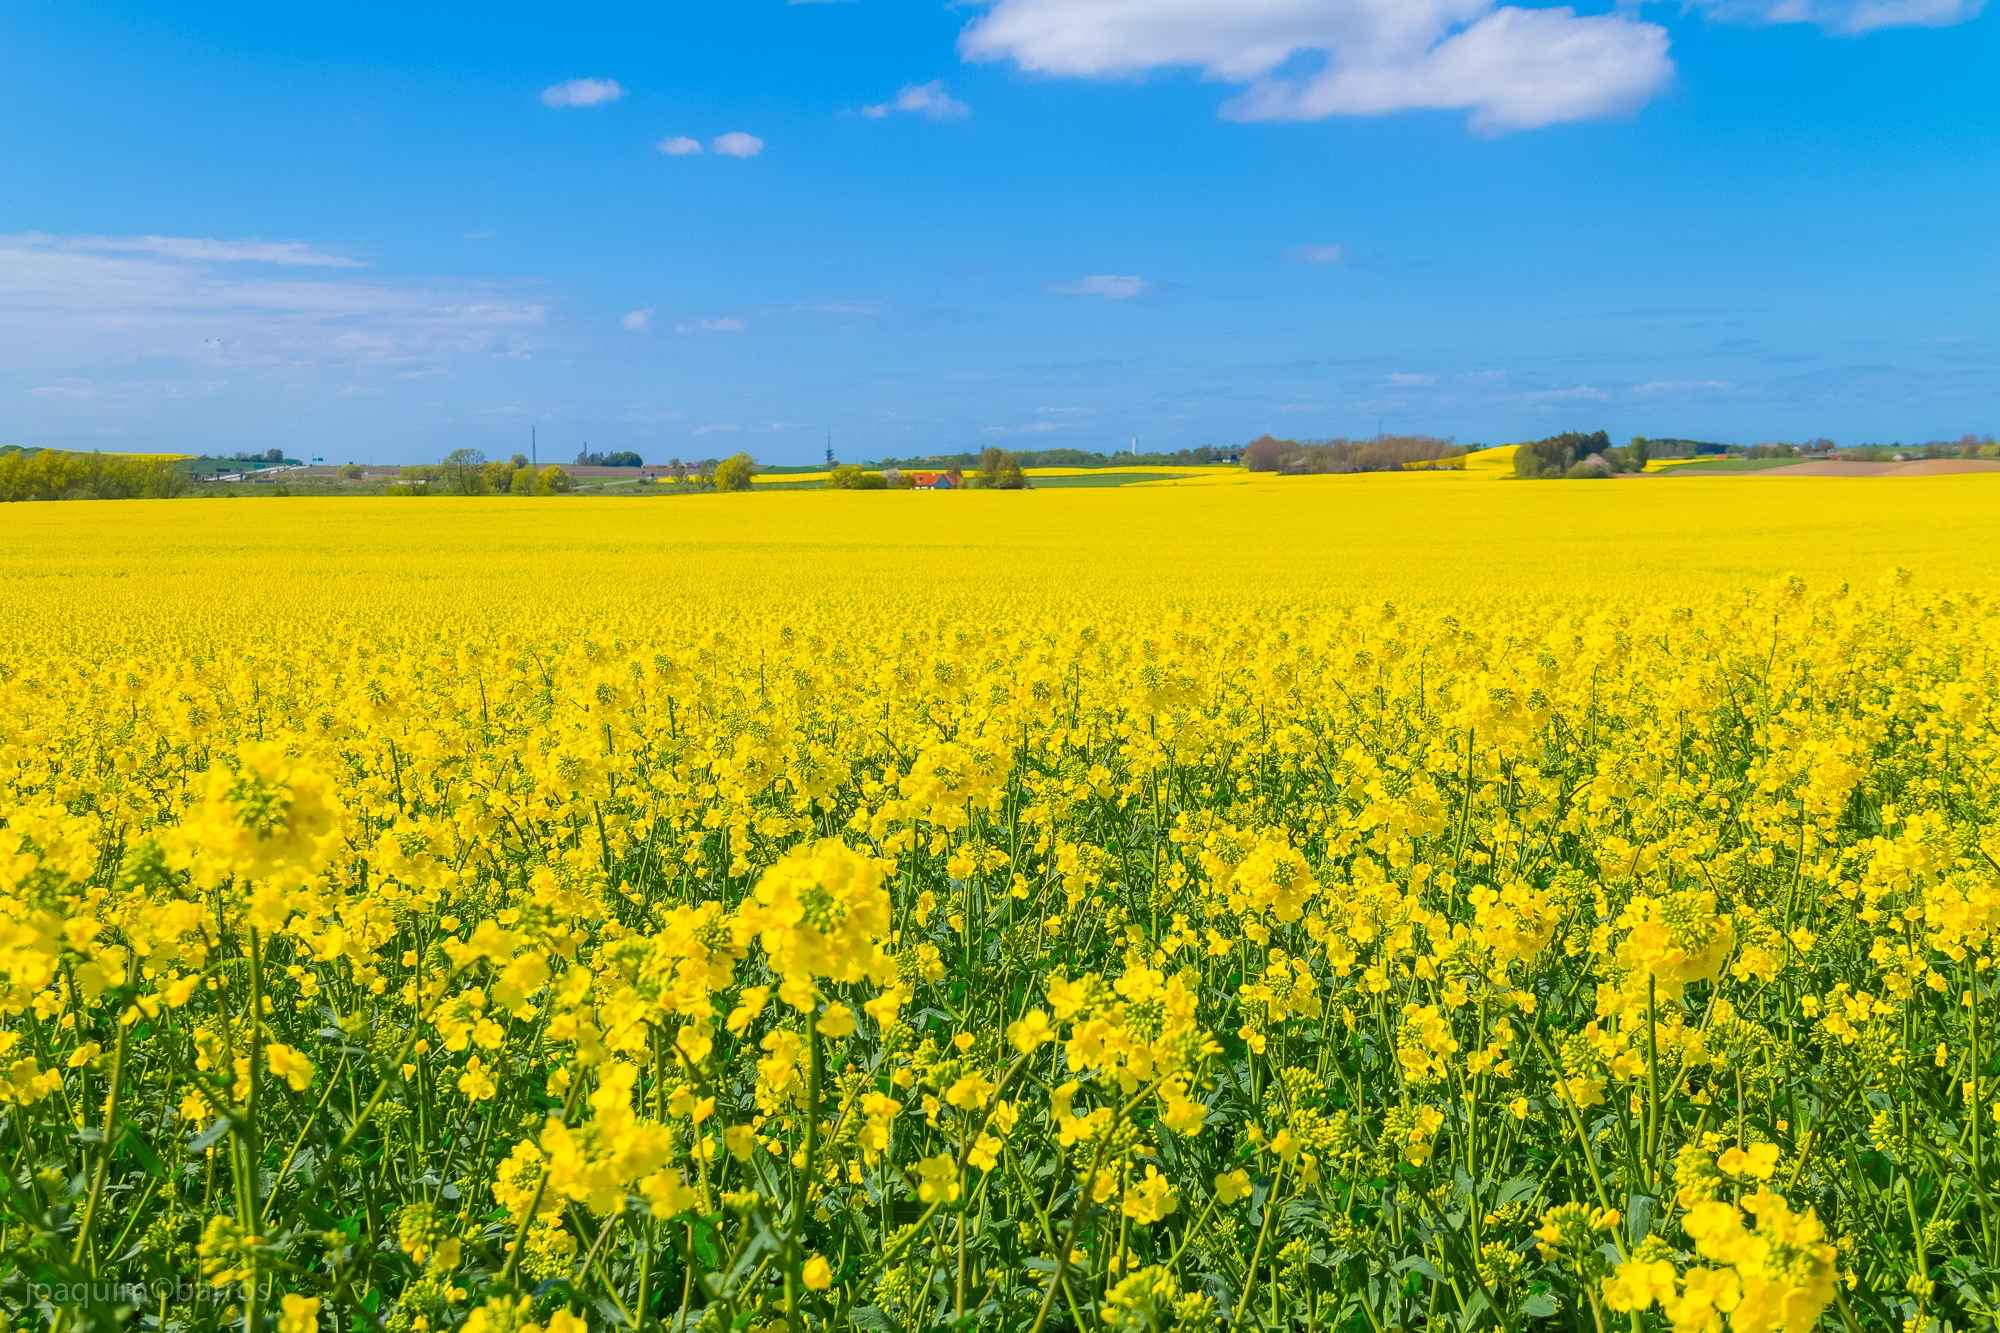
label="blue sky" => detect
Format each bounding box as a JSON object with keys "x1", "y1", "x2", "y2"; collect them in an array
[{"x1": 2, "y1": 0, "x2": 1994, "y2": 463}]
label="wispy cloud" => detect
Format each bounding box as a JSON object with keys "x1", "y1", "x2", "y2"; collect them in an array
[
  {"x1": 713, "y1": 132, "x2": 765, "y2": 158},
  {"x1": 676, "y1": 317, "x2": 745, "y2": 334},
  {"x1": 656, "y1": 135, "x2": 703, "y2": 156},
  {"x1": 17, "y1": 231, "x2": 366, "y2": 268},
  {"x1": 1521, "y1": 386, "x2": 1609, "y2": 402},
  {"x1": 1284, "y1": 244, "x2": 1346, "y2": 265},
  {"x1": 1036, "y1": 406, "x2": 1095, "y2": 415},
  {"x1": 794, "y1": 300, "x2": 886, "y2": 316},
  {"x1": 1048, "y1": 275, "x2": 1149, "y2": 299},
  {"x1": 862, "y1": 81, "x2": 971, "y2": 119},
  {"x1": 541, "y1": 78, "x2": 625, "y2": 108},
  {"x1": 622, "y1": 309, "x2": 656, "y2": 331},
  {"x1": 983, "y1": 421, "x2": 1074, "y2": 436},
  {"x1": 0, "y1": 232, "x2": 543, "y2": 375},
  {"x1": 1687, "y1": 0, "x2": 1983, "y2": 33},
  {"x1": 694, "y1": 423, "x2": 740, "y2": 435},
  {"x1": 1387, "y1": 372, "x2": 1437, "y2": 385}
]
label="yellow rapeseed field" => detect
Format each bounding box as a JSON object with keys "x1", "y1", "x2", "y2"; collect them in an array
[{"x1": 1, "y1": 475, "x2": 1998, "y2": 1333}]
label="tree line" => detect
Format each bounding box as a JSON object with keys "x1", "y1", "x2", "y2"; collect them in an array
[
  {"x1": 1242, "y1": 434, "x2": 1466, "y2": 473},
  {"x1": 0, "y1": 447, "x2": 189, "y2": 502}
]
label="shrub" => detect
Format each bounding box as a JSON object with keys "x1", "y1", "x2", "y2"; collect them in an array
[
  {"x1": 714, "y1": 453, "x2": 755, "y2": 492},
  {"x1": 1566, "y1": 453, "x2": 1614, "y2": 479},
  {"x1": 338, "y1": 463, "x2": 365, "y2": 480},
  {"x1": 536, "y1": 465, "x2": 573, "y2": 495}
]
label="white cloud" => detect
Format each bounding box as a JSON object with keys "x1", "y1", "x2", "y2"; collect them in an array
[
  {"x1": 1285, "y1": 243, "x2": 1346, "y2": 265},
  {"x1": 1388, "y1": 372, "x2": 1438, "y2": 385},
  {"x1": 0, "y1": 232, "x2": 543, "y2": 375},
  {"x1": 17, "y1": 231, "x2": 366, "y2": 267},
  {"x1": 622, "y1": 308, "x2": 656, "y2": 331},
  {"x1": 676, "y1": 317, "x2": 745, "y2": 334},
  {"x1": 713, "y1": 132, "x2": 765, "y2": 157},
  {"x1": 541, "y1": 78, "x2": 625, "y2": 108},
  {"x1": 1687, "y1": 0, "x2": 1982, "y2": 31},
  {"x1": 694, "y1": 423, "x2": 741, "y2": 435},
  {"x1": 862, "y1": 81, "x2": 972, "y2": 119},
  {"x1": 959, "y1": 0, "x2": 1673, "y2": 134},
  {"x1": 1633, "y1": 379, "x2": 1734, "y2": 392},
  {"x1": 1049, "y1": 274, "x2": 1149, "y2": 299},
  {"x1": 657, "y1": 135, "x2": 704, "y2": 155}
]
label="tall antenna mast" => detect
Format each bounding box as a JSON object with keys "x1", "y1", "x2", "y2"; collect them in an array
[{"x1": 531, "y1": 425, "x2": 537, "y2": 468}]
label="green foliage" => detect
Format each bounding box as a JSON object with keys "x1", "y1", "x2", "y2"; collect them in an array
[
  {"x1": 575, "y1": 449, "x2": 644, "y2": 467},
  {"x1": 976, "y1": 447, "x2": 1028, "y2": 489},
  {"x1": 1514, "y1": 431, "x2": 1613, "y2": 480},
  {"x1": 825, "y1": 464, "x2": 888, "y2": 490},
  {"x1": 441, "y1": 448, "x2": 489, "y2": 496},
  {"x1": 714, "y1": 453, "x2": 756, "y2": 491},
  {"x1": 0, "y1": 447, "x2": 189, "y2": 501}
]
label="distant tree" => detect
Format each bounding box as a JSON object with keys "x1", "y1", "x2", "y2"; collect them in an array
[
  {"x1": 977, "y1": 447, "x2": 1027, "y2": 489},
  {"x1": 480, "y1": 459, "x2": 516, "y2": 493},
  {"x1": 510, "y1": 466, "x2": 537, "y2": 496},
  {"x1": 714, "y1": 453, "x2": 755, "y2": 492},
  {"x1": 881, "y1": 467, "x2": 911, "y2": 489},
  {"x1": 1243, "y1": 435, "x2": 1299, "y2": 473},
  {"x1": 1566, "y1": 454, "x2": 1614, "y2": 479},
  {"x1": 1628, "y1": 437, "x2": 1651, "y2": 469},
  {"x1": 826, "y1": 463, "x2": 889, "y2": 490},
  {"x1": 1514, "y1": 431, "x2": 1611, "y2": 480},
  {"x1": 264, "y1": 448, "x2": 284, "y2": 464},
  {"x1": 510, "y1": 453, "x2": 529, "y2": 468},
  {"x1": 337, "y1": 463, "x2": 365, "y2": 480},
  {"x1": 0, "y1": 449, "x2": 187, "y2": 502},
  {"x1": 575, "y1": 449, "x2": 644, "y2": 467},
  {"x1": 1295, "y1": 436, "x2": 1463, "y2": 474},
  {"x1": 536, "y1": 465, "x2": 573, "y2": 495},
  {"x1": 441, "y1": 448, "x2": 489, "y2": 495}
]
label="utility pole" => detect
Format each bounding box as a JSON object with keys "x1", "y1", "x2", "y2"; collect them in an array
[{"x1": 531, "y1": 426, "x2": 537, "y2": 468}]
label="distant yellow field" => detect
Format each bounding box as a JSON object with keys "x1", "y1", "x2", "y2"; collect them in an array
[{"x1": 6, "y1": 474, "x2": 1997, "y2": 652}]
